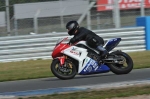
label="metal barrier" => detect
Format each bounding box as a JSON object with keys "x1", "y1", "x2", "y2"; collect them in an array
[{"x1": 0, "y1": 27, "x2": 146, "y2": 62}]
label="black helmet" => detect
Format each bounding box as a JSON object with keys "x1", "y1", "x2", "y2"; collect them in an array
[{"x1": 66, "y1": 21, "x2": 79, "y2": 35}]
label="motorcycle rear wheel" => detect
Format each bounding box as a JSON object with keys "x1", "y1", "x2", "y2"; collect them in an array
[
  {"x1": 51, "y1": 59, "x2": 77, "y2": 80},
  {"x1": 106, "y1": 51, "x2": 133, "y2": 74}
]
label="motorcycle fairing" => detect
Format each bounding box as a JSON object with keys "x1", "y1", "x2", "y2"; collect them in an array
[
  {"x1": 104, "y1": 38, "x2": 121, "y2": 52},
  {"x1": 63, "y1": 46, "x2": 88, "y2": 73},
  {"x1": 52, "y1": 43, "x2": 70, "y2": 58},
  {"x1": 63, "y1": 42, "x2": 110, "y2": 74},
  {"x1": 75, "y1": 41, "x2": 99, "y2": 54},
  {"x1": 79, "y1": 57, "x2": 110, "y2": 75}
]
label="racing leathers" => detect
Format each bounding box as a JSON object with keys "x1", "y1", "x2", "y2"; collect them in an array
[{"x1": 69, "y1": 27, "x2": 108, "y2": 58}]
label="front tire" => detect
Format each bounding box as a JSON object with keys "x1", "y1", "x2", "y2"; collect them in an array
[
  {"x1": 50, "y1": 59, "x2": 77, "y2": 80},
  {"x1": 107, "y1": 51, "x2": 133, "y2": 74}
]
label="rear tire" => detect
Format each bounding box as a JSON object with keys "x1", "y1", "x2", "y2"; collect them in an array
[
  {"x1": 107, "y1": 51, "x2": 133, "y2": 74},
  {"x1": 50, "y1": 59, "x2": 77, "y2": 80}
]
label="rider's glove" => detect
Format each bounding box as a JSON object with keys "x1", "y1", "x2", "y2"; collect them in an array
[{"x1": 69, "y1": 38, "x2": 75, "y2": 44}]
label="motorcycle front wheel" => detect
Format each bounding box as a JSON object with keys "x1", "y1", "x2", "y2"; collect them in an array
[
  {"x1": 107, "y1": 51, "x2": 133, "y2": 74},
  {"x1": 50, "y1": 59, "x2": 77, "y2": 80}
]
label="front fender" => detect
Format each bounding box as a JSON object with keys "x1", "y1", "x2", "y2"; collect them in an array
[{"x1": 55, "y1": 56, "x2": 66, "y2": 66}]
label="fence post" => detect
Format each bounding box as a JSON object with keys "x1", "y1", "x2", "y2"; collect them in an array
[
  {"x1": 136, "y1": 16, "x2": 150, "y2": 50},
  {"x1": 5, "y1": 0, "x2": 11, "y2": 36},
  {"x1": 86, "y1": 0, "x2": 91, "y2": 30},
  {"x1": 59, "y1": 0, "x2": 64, "y2": 28},
  {"x1": 97, "y1": 13, "x2": 100, "y2": 29},
  {"x1": 140, "y1": 0, "x2": 145, "y2": 16},
  {"x1": 113, "y1": 0, "x2": 120, "y2": 28},
  {"x1": 34, "y1": 10, "x2": 40, "y2": 34}
]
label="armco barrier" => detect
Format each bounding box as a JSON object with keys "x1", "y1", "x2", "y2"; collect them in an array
[{"x1": 0, "y1": 27, "x2": 146, "y2": 62}]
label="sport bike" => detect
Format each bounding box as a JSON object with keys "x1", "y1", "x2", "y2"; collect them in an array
[{"x1": 50, "y1": 37, "x2": 133, "y2": 80}]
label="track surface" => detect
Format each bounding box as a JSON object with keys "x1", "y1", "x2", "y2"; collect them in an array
[{"x1": 0, "y1": 68, "x2": 150, "y2": 93}]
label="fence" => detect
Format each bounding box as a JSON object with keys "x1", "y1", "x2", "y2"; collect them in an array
[
  {"x1": 0, "y1": 27, "x2": 145, "y2": 63},
  {"x1": 0, "y1": 0, "x2": 150, "y2": 36}
]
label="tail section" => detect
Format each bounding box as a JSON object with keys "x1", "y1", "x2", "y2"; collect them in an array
[{"x1": 104, "y1": 38, "x2": 121, "y2": 52}]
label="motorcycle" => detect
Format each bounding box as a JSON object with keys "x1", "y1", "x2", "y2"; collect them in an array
[{"x1": 50, "y1": 37, "x2": 133, "y2": 80}]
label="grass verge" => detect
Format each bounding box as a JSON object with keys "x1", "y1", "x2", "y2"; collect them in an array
[{"x1": 0, "y1": 51, "x2": 150, "y2": 82}]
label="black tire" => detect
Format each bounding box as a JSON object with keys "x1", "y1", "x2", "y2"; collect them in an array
[
  {"x1": 50, "y1": 59, "x2": 77, "y2": 80},
  {"x1": 107, "y1": 51, "x2": 133, "y2": 74}
]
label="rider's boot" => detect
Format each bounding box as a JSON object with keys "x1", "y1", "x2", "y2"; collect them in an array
[{"x1": 97, "y1": 45, "x2": 108, "y2": 58}]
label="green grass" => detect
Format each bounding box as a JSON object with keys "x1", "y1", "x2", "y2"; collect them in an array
[
  {"x1": 0, "y1": 51, "x2": 150, "y2": 82},
  {"x1": 0, "y1": 59, "x2": 53, "y2": 82},
  {"x1": 19, "y1": 85, "x2": 150, "y2": 99},
  {"x1": 128, "y1": 51, "x2": 150, "y2": 68}
]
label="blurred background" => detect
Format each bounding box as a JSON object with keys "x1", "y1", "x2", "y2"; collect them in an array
[{"x1": 0, "y1": 0, "x2": 149, "y2": 36}]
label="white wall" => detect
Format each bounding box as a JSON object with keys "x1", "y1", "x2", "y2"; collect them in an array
[{"x1": 14, "y1": 0, "x2": 88, "y2": 19}]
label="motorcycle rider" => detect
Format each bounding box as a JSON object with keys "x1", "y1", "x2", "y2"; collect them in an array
[{"x1": 66, "y1": 20, "x2": 108, "y2": 58}]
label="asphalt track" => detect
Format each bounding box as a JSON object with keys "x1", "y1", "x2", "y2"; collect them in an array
[{"x1": 0, "y1": 68, "x2": 150, "y2": 97}]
